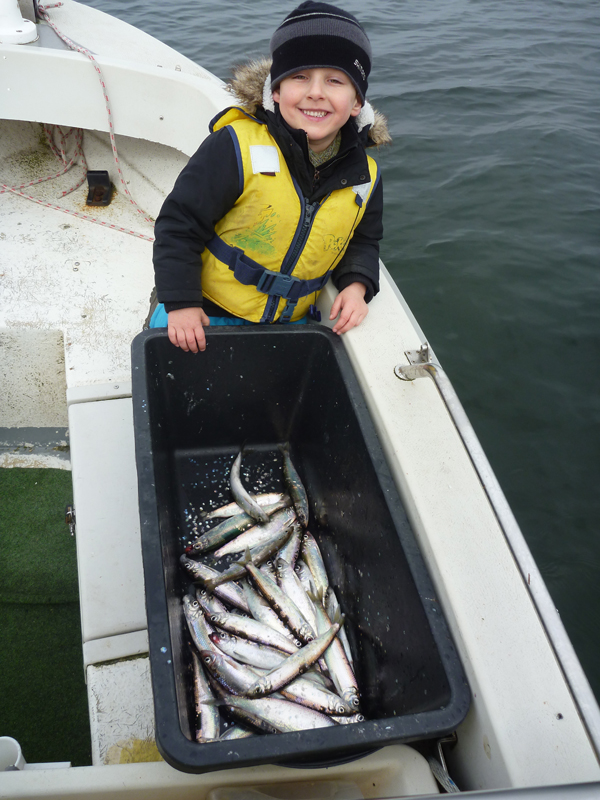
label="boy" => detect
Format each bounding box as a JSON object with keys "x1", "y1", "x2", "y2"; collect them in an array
[{"x1": 150, "y1": 1, "x2": 390, "y2": 352}]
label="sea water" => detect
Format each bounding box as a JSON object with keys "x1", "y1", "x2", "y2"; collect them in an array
[{"x1": 80, "y1": 0, "x2": 600, "y2": 702}]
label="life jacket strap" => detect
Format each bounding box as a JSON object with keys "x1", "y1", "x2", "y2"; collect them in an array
[{"x1": 206, "y1": 235, "x2": 330, "y2": 301}]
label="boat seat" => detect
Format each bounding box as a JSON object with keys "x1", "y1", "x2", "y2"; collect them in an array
[{"x1": 67, "y1": 383, "x2": 148, "y2": 667}]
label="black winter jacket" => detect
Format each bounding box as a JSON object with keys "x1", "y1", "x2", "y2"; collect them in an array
[{"x1": 153, "y1": 93, "x2": 385, "y2": 318}]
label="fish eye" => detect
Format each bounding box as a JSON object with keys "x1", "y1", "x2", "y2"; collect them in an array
[
  {"x1": 351, "y1": 696, "x2": 360, "y2": 707},
  {"x1": 356, "y1": 714, "x2": 365, "y2": 722},
  {"x1": 337, "y1": 704, "x2": 345, "y2": 713}
]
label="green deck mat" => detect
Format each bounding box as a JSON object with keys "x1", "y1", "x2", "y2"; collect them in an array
[{"x1": 0, "y1": 468, "x2": 92, "y2": 766}]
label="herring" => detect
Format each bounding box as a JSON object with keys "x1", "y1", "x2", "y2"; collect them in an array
[
  {"x1": 230, "y1": 449, "x2": 270, "y2": 524},
  {"x1": 244, "y1": 553, "x2": 316, "y2": 644},
  {"x1": 202, "y1": 493, "x2": 290, "y2": 521},
  {"x1": 244, "y1": 617, "x2": 343, "y2": 698},
  {"x1": 280, "y1": 443, "x2": 309, "y2": 527}
]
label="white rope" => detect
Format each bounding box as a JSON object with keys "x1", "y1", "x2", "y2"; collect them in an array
[{"x1": 1, "y1": 3, "x2": 156, "y2": 243}]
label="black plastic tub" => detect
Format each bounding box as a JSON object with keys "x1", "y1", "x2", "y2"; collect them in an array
[{"x1": 131, "y1": 326, "x2": 470, "y2": 774}]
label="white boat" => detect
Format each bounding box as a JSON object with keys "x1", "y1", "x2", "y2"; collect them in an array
[{"x1": 2, "y1": 1, "x2": 600, "y2": 796}]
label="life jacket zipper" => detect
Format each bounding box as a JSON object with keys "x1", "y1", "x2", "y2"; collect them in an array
[{"x1": 263, "y1": 197, "x2": 320, "y2": 323}]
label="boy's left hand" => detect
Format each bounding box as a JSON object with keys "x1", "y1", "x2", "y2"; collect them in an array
[{"x1": 329, "y1": 282, "x2": 369, "y2": 334}]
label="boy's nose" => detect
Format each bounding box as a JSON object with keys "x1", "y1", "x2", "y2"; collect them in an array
[{"x1": 306, "y1": 79, "x2": 326, "y2": 99}]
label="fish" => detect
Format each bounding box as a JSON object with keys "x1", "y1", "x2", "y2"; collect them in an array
[
  {"x1": 294, "y1": 558, "x2": 316, "y2": 595},
  {"x1": 218, "y1": 724, "x2": 254, "y2": 740},
  {"x1": 230, "y1": 449, "x2": 270, "y2": 524},
  {"x1": 187, "y1": 501, "x2": 290, "y2": 556},
  {"x1": 210, "y1": 630, "x2": 289, "y2": 671},
  {"x1": 243, "y1": 554, "x2": 316, "y2": 644},
  {"x1": 279, "y1": 443, "x2": 309, "y2": 527},
  {"x1": 191, "y1": 649, "x2": 220, "y2": 742},
  {"x1": 278, "y1": 675, "x2": 355, "y2": 716},
  {"x1": 209, "y1": 610, "x2": 300, "y2": 655},
  {"x1": 180, "y1": 555, "x2": 250, "y2": 613},
  {"x1": 245, "y1": 617, "x2": 342, "y2": 698},
  {"x1": 195, "y1": 588, "x2": 228, "y2": 618},
  {"x1": 275, "y1": 556, "x2": 318, "y2": 633},
  {"x1": 331, "y1": 713, "x2": 366, "y2": 725},
  {"x1": 213, "y1": 507, "x2": 296, "y2": 558},
  {"x1": 217, "y1": 693, "x2": 337, "y2": 733},
  {"x1": 326, "y1": 588, "x2": 354, "y2": 667},
  {"x1": 182, "y1": 594, "x2": 219, "y2": 654},
  {"x1": 301, "y1": 531, "x2": 329, "y2": 601},
  {"x1": 242, "y1": 580, "x2": 300, "y2": 643},
  {"x1": 312, "y1": 591, "x2": 360, "y2": 711},
  {"x1": 201, "y1": 493, "x2": 290, "y2": 521},
  {"x1": 199, "y1": 649, "x2": 261, "y2": 695},
  {"x1": 277, "y1": 522, "x2": 303, "y2": 568},
  {"x1": 203, "y1": 524, "x2": 295, "y2": 592}
]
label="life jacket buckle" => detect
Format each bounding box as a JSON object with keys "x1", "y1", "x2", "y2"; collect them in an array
[{"x1": 255, "y1": 270, "x2": 295, "y2": 298}]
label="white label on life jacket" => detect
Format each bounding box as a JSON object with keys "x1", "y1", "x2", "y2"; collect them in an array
[
  {"x1": 352, "y1": 181, "x2": 372, "y2": 203},
  {"x1": 250, "y1": 146, "x2": 280, "y2": 175}
]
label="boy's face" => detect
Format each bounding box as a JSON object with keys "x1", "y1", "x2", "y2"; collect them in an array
[{"x1": 273, "y1": 68, "x2": 362, "y2": 154}]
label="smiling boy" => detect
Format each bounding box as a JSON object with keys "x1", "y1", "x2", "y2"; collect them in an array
[{"x1": 150, "y1": 1, "x2": 390, "y2": 352}]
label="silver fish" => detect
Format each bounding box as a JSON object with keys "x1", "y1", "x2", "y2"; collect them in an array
[
  {"x1": 191, "y1": 649, "x2": 220, "y2": 742},
  {"x1": 213, "y1": 507, "x2": 296, "y2": 558},
  {"x1": 202, "y1": 493, "x2": 290, "y2": 521},
  {"x1": 278, "y1": 675, "x2": 355, "y2": 716},
  {"x1": 187, "y1": 513, "x2": 255, "y2": 555},
  {"x1": 245, "y1": 619, "x2": 342, "y2": 698},
  {"x1": 218, "y1": 693, "x2": 337, "y2": 733},
  {"x1": 294, "y1": 558, "x2": 316, "y2": 595},
  {"x1": 188, "y1": 500, "x2": 290, "y2": 556},
  {"x1": 230, "y1": 450, "x2": 269, "y2": 524},
  {"x1": 331, "y1": 713, "x2": 365, "y2": 725},
  {"x1": 195, "y1": 588, "x2": 228, "y2": 618},
  {"x1": 203, "y1": 523, "x2": 295, "y2": 592},
  {"x1": 277, "y1": 522, "x2": 302, "y2": 568},
  {"x1": 301, "y1": 531, "x2": 329, "y2": 601},
  {"x1": 280, "y1": 444, "x2": 309, "y2": 527},
  {"x1": 312, "y1": 592, "x2": 360, "y2": 711},
  {"x1": 210, "y1": 630, "x2": 288, "y2": 670},
  {"x1": 180, "y1": 555, "x2": 250, "y2": 613},
  {"x1": 209, "y1": 610, "x2": 299, "y2": 655},
  {"x1": 326, "y1": 587, "x2": 354, "y2": 667},
  {"x1": 219, "y1": 724, "x2": 254, "y2": 740},
  {"x1": 182, "y1": 594, "x2": 219, "y2": 654},
  {"x1": 199, "y1": 649, "x2": 260, "y2": 695},
  {"x1": 275, "y1": 556, "x2": 318, "y2": 633},
  {"x1": 242, "y1": 581, "x2": 299, "y2": 643},
  {"x1": 244, "y1": 556, "x2": 316, "y2": 644}
]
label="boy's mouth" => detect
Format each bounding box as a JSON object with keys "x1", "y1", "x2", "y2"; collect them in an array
[{"x1": 300, "y1": 109, "x2": 330, "y2": 119}]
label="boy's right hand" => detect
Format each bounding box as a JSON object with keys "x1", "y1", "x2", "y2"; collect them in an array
[{"x1": 167, "y1": 307, "x2": 210, "y2": 353}]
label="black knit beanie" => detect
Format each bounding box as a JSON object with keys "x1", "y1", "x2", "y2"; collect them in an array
[{"x1": 270, "y1": 1, "x2": 371, "y2": 103}]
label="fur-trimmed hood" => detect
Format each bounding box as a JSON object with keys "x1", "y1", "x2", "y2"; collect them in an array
[{"x1": 227, "y1": 58, "x2": 391, "y2": 147}]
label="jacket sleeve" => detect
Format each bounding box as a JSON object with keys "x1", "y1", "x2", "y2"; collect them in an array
[
  {"x1": 152, "y1": 127, "x2": 241, "y2": 307},
  {"x1": 331, "y1": 174, "x2": 383, "y2": 303}
]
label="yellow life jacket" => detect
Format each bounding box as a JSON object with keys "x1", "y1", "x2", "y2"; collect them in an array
[{"x1": 201, "y1": 108, "x2": 380, "y2": 323}]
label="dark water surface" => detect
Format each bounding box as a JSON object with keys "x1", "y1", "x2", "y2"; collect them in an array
[{"x1": 79, "y1": 0, "x2": 600, "y2": 702}]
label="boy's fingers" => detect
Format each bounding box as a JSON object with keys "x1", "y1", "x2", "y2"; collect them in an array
[
  {"x1": 194, "y1": 326, "x2": 207, "y2": 352},
  {"x1": 329, "y1": 296, "x2": 342, "y2": 320}
]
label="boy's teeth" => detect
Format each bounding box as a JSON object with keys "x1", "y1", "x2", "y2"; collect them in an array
[{"x1": 303, "y1": 110, "x2": 327, "y2": 117}]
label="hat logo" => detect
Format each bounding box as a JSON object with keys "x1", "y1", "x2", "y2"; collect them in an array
[{"x1": 354, "y1": 59, "x2": 366, "y2": 80}]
